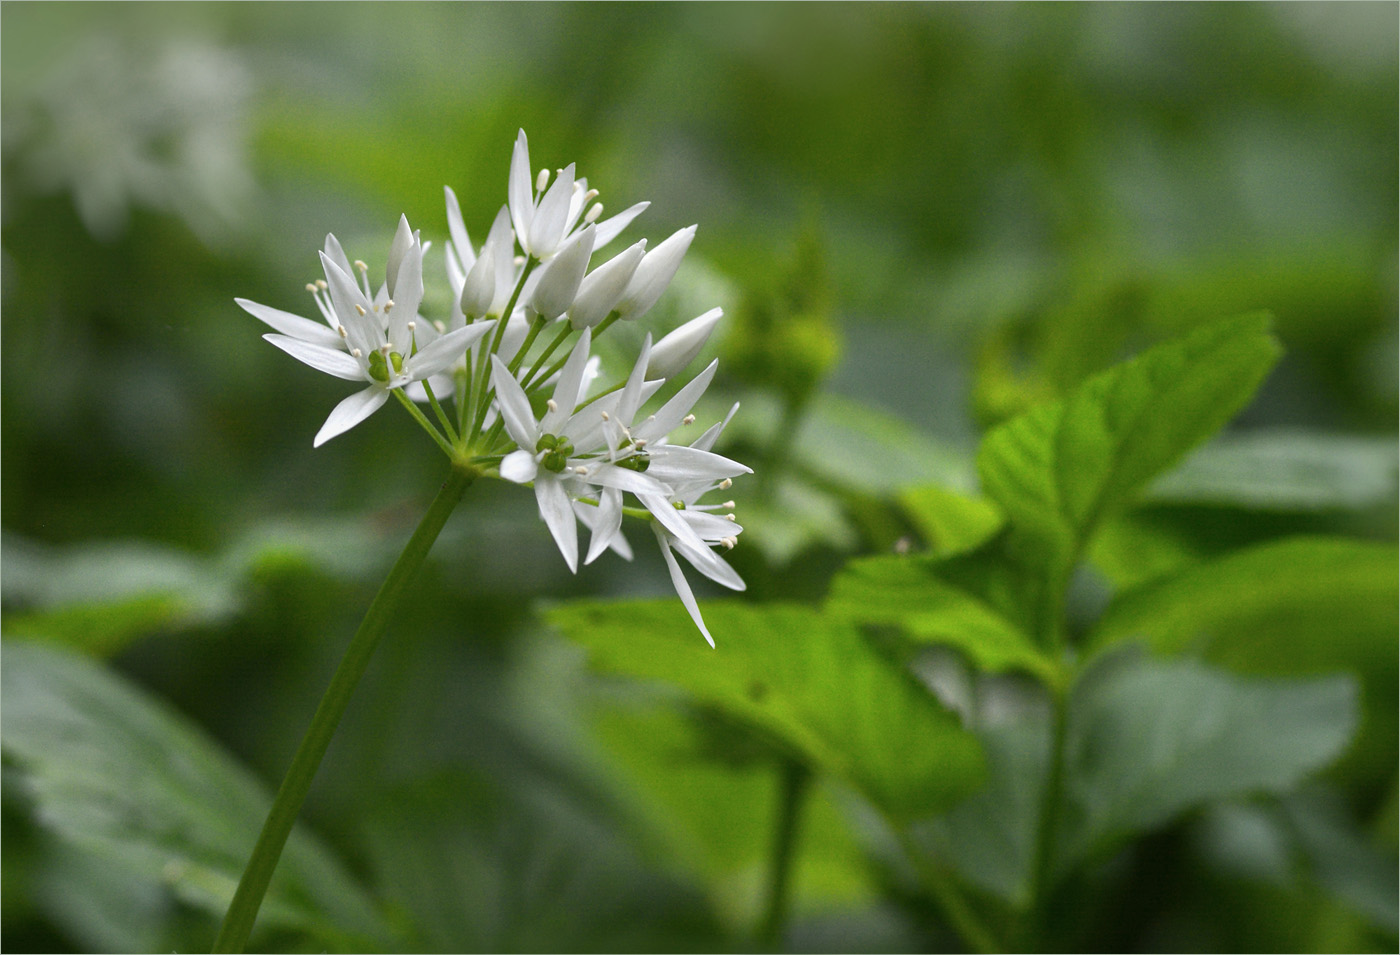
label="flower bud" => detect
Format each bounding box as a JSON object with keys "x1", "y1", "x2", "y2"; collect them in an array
[
  {"x1": 530, "y1": 224, "x2": 595, "y2": 320},
  {"x1": 459, "y1": 235, "x2": 498, "y2": 319},
  {"x1": 646, "y1": 307, "x2": 723, "y2": 378},
  {"x1": 568, "y1": 239, "x2": 646, "y2": 329},
  {"x1": 614, "y1": 225, "x2": 695, "y2": 320}
]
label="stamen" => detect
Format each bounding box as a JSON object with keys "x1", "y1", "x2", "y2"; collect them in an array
[
  {"x1": 305, "y1": 282, "x2": 318, "y2": 292},
  {"x1": 337, "y1": 325, "x2": 347, "y2": 338},
  {"x1": 634, "y1": 438, "x2": 647, "y2": 449},
  {"x1": 354, "y1": 260, "x2": 368, "y2": 273},
  {"x1": 351, "y1": 348, "x2": 363, "y2": 358},
  {"x1": 355, "y1": 304, "x2": 367, "y2": 316},
  {"x1": 406, "y1": 321, "x2": 416, "y2": 334},
  {"x1": 514, "y1": 255, "x2": 526, "y2": 268},
  {"x1": 719, "y1": 478, "x2": 732, "y2": 490},
  {"x1": 536, "y1": 168, "x2": 550, "y2": 193},
  {"x1": 725, "y1": 513, "x2": 737, "y2": 522},
  {"x1": 682, "y1": 414, "x2": 696, "y2": 425},
  {"x1": 379, "y1": 343, "x2": 392, "y2": 355},
  {"x1": 721, "y1": 537, "x2": 736, "y2": 550},
  {"x1": 600, "y1": 411, "x2": 610, "y2": 421},
  {"x1": 722, "y1": 500, "x2": 735, "y2": 509},
  {"x1": 584, "y1": 188, "x2": 599, "y2": 203},
  {"x1": 546, "y1": 399, "x2": 558, "y2": 412},
  {"x1": 584, "y1": 203, "x2": 602, "y2": 224},
  {"x1": 434, "y1": 320, "x2": 446, "y2": 333},
  {"x1": 316, "y1": 279, "x2": 329, "y2": 290},
  {"x1": 384, "y1": 299, "x2": 395, "y2": 312},
  {"x1": 574, "y1": 466, "x2": 589, "y2": 475}
]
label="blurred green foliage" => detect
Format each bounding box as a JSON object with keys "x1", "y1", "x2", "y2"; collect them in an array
[{"x1": 2, "y1": 3, "x2": 1395, "y2": 953}]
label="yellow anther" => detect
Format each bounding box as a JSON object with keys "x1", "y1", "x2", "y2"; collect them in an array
[
  {"x1": 719, "y1": 478, "x2": 732, "y2": 490},
  {"x1": 354, "y1": 260, "x2": 368, "y2": 273},
  {"x1": 355, "y1": 304, "x2": 367, "y2": 316},
  {"x1": 305, "y1": 283, "x2": 318, "y2": 292},
  {"x1": 682, "y1": 414, "x2": 696, "y2": 426}
]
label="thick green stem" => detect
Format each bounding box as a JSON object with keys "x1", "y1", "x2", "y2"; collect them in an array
[
  {"x1": 757, "y1": 759, "x2": 811, "y2": 949},
  {"x1": 212, "y1": 466, "x2": 476, "y2": 953}
]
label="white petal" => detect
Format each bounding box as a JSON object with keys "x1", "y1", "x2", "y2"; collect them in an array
[
  {"x1": 264, "y1": 334, "x2": 365, "y2": 381},
  {"x1": 633, "y1": 360, "x2": 718, "y2": 445},
  {"x1": 591, "y1": 201, "x2": 650, "y2": 250},
  {"x1": 563, "y1": 379, "x2": 665, "y2": 451},
  {"x1": 499, "y1": 449, "x2": 538, "y2": 484},
  {"x1": 692, "y1": 402, "x2": 740, "y2": 453},
  {"x1": 568, "y1": 239, "x2": 647, "y2": 329},
  {"x1": 542, "y1": 328, "x2": 591, "y2": 433},
  {"x1": 319, "y1": 252, "x2": 377, "y2": 357},
  {"x1": 313, "y1": 386, "x2": 389, "y2": 447},
  {"x1": 489, "y1": 355, "x2": 540, "y2": 449},
  {"x1": 323, "y1": 233, "x2": 353, "y2": 278},
  {"x1": 406, "y1": 321, "x2": 495, "y2": 381},
  {"x1": 529, "y1": 161, "x2": 577, "y2": 259},
  {"x1": 237, "y1": 298, "x2": 343, "y2": 348},
  {"x1": 387, "y1": 237, "x2": 424, "y2": 349},
  {"x1": 653, "y1": 525, "x2": 714, "y2": 647},
  {"x1": 586, "y1": 463, "x2": 669, "y2": 497},
  {"x1": 617, "y1": 334, "x2": 654, "y2": 426},
  {"x1": 536, "y1": 476, "x2": 579, "y2": 573},
  {"x1": 386, "y1": 214, "x2": 415, "y2": 297},
  {"x1": 583, "y1": 486, "x2": 624, "y2": 565},
  {"x1": 644, "y1": 444, "x2": 752, "y2": 483},
  {"x1": 486, "y1": 205, "x2": 517, "y2": 316},
  {"x1": 615, "y1": 225, "x2": 695, "y2": 320},
  {"x1": 530, "y1": 224, "x2": 594, "y2": 320},
  {"x1": 444, "y1": 185, "x2": 475, "y2": 272},
  {"x1": 508, "y1": 130, "x2": 534, "y2": 248},
  {"x1": 670, "y1": 531, "x2": 747, "y2": 591},
  {"x1": 638, "y1": 491, "x2": 711, "y2": 556},
  {"x1": 647, "y1": 308, "x2": 723, "y2": 379}
]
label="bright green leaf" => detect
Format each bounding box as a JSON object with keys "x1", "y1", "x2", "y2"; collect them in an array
[
  {"x1": 0, "y1": 641, "x2": 394, "y2": 952},
  {"x1": 546, "y1": 601, "x2": 985, "y2": 822},
  {"x1": 898, "y1": 486, "x2": 1005, "y2": 557},
  {"x1": 1090, "y1": 538, "x2": 1398, "y2": 675},
  {"x1": 977, "y1": 315, "x2": 1282, "y2": 588}
]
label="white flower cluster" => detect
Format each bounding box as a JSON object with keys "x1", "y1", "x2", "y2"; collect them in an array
[{"x1": 238, "y1": 131, "x2": 748, "y2": 645}]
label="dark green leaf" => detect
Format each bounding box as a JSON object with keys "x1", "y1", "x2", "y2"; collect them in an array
[
  {"x1": 1058, "y1": 654, "x2": 1358, "y2": 872},
  {"x1": 547, "y1": 600, "x2": 985, "y2": 822},
  {"x1": 0, "y1": 641, "x2": 393, "y2": 952},
  {"x1": 826, "y1": 554, "x2": 1053, "y2": 681}
]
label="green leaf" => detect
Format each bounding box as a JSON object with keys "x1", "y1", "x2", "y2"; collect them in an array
[
  {"x1": 898, "y1": 486, "x2": 1005, "y2": 557},
  {"x1": 2, "y1": 535, "x2": 238, "y2": 655},
  {"x1": 977, "y1": 315, "x2": 1282, "y2": 592},
  {"x1": 0, "y1": 641, "x2": 393, "y2": 952},
  {"x1": 546, "y1": 601, "x2": 985, "y2": 822},
  {"x1": 1090, "y1": 538, "x2": 1398, "y2": 675},
  {"x1": 737, "y1": 473, "x2": 859, "y2": 565},
  {"x1": 825, "y1": 554, "x2": 1053, "y2": 681},
  {"x1": 1147, "y1": 430, "x2": 1399, "y2": 512},
  {"x1": 358, "y1": 766, "x2": 722, "y2": 952},
  {"x1": 920, "y1": 657, "x2": 1358, "y2": 904},
  {"x1": 1058, "y1": 654, "x2": 1358, "y2": 873},
  {"x1": 586, "y1": 702, "x2": 878, "y2": 929},
  {"x1": 1090, "y1": 536, "x2": 1398, "y2": 784}
]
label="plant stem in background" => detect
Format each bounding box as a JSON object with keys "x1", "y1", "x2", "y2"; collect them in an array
[
  {"x1": 1023, "y1": 684, "x2": 1070, "y2": 952},
  {"x1": 213, "y1": 465, "x2": 476, "y2": 953},
  {"x1": 757, "y1": 758, "x2": 812, "y2": 949}
]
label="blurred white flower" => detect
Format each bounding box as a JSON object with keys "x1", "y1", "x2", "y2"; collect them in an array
[{"x1": 4, "y1": 35, "x2": 255, "y2": 242}]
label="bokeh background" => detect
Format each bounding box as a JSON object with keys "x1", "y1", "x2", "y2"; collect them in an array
[{"x1": 2, "y1": 3, "x2": 1396, "y2": 952}]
